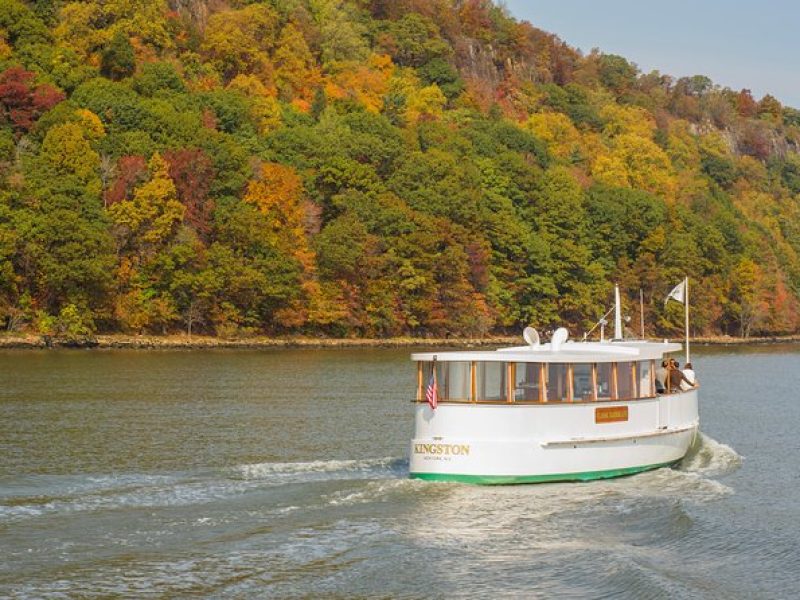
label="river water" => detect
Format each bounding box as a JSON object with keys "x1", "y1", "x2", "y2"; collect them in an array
[{"x1": 1, "y1": 344, "x2": 798, "y2": 598}]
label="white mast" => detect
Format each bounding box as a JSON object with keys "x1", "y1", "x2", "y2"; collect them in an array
[
  {"x1": 685, "y1": 276, "x2": 690, "y2": 363},
  {"x1": 614, "y1": 284, "x2": 623, "y2": 340}
]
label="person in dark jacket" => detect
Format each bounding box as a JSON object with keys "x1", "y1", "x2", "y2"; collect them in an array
[{"x1": 667, "y1": 359, "x2": 692, "y2": 392}]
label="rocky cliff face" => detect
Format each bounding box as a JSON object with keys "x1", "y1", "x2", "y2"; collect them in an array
[
  {"x1": 167, "y1": 0, "x2": 225, "y2": 30},
  {"x1": 454, "y1": 38, "x2": 503, "y2": 89}
]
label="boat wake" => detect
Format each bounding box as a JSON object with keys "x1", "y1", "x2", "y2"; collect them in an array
[
  {"x1": 678, "y1": 432, "x2": 742, "y2": 476},
  {"x1": 604, "y1": 431, "x2": 742, "y2": 503},
  {"x1": 323, "y1": 478, "x2": 420, "y2": 506},
  {"x1": 0, "y1": 436, "x2": 739, "y2": 526},
  {"x1": 0, "y1": 457, "x2": 410, "y2": 524},
  {"x1": 233, "y1": 456, "x2": 407, "y2": 481}
]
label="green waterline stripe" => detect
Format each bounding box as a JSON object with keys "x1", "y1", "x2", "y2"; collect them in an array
[{"x1": 409, "y1": 460, "x2": 679, "y2": 485}]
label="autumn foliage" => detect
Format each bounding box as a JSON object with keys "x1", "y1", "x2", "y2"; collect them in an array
[
  {"x1": 0, "y1": 0, "x2": 799, "y2": 339},
  {"x1": 0, "y1": 67, "x2": 64, "y2": 135}
]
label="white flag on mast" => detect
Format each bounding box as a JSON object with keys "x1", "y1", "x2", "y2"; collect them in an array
[{"x1": 665, "y1": 280, "x2": 686, "y2": 305}]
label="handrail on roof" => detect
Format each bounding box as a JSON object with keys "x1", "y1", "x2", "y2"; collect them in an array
[{"x1": 497, "y1": 342, "x2": 640, "y2": 355}]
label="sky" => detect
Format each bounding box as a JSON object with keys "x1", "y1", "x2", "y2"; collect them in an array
[{"x1": 503, "y1": 0, "x2": 800, "y2": 108}]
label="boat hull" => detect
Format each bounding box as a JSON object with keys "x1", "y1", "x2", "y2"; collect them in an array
[{"x1": 409, "y1": 390, "x2": 699, "y2": 484}]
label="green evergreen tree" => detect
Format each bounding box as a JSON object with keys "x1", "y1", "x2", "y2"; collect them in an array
[{"x1": 101, "y1": 31, "x2": 136, "y2": 81}]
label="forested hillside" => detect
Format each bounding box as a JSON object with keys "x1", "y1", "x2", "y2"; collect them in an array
[{"x1": 1, "y1": 0, "x2": 799, "y2": 339}]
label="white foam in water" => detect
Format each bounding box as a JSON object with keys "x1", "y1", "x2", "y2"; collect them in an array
[
  {"x1": 0, "y1": 472, "x2": 181, "y2": 502},
  {"x1": 625, "y1": 465, "x2": 734, "y2": 502},
  {"x1": 0, "y1": 477, "x2": 252, "y2": 523},
  {"x1": 0, "y1": 458, "x2": 409, "y2": 524},
  {"x1": 234, "y1": 456, "x2": 405, "y2": 480},
  {"x1": 678, "y1": 432, "x2": 743, "y2": 476},
  {"x1": 325, "y1": 479, "x2": 419, "y2": 506},
  {"x1": 605, "y1": 432, "x2": 743, "y2": 502}
]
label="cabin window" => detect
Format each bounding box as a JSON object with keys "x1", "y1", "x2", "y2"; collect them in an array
[
  {"x1": 444, "y1": 361, "x2": 471, "y2": 401},
  {"x1": 425, "y1": 361, "x2": 471, "y2": 401},
  {"x1": 546, "y1": 363, "x2": 569, "y2": 402},
  {"x1": 572, "y1": 364, "x2": 594, "y2": 401},
  {"x1": 617, "y1": 362, "x2": 635, "y2": 399},
  {"x1": 596, "y1": 363, "x2": 614, "y2": 400},
  {"x1": 637, "y1": 360, "x2": 654, "y2": 397},
  {"x1": 476, "y1": 362, "x2": 507, "y2": 402},
  {"x1": 514, "y1": 363, "x2": 542, "y2": 401}
]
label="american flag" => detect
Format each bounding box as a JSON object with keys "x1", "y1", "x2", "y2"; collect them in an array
[{"x1": 425, "y1": 372, "x2": 438, "y2": 410}]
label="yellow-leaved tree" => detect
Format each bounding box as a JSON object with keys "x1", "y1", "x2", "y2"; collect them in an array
[
  {"x1": 244, "y1": 163, "x2": 314, "y2": 270},
  {"x1": 40, "y1": 122, "x2": 100, "y2": 194},
  {"x1": 592, "y1": 134, "x2": 676, "y2": 198},
  {"x1": 56, "y1": 0, "x2": 173, "y2": 60},
  {"x1": 599, "y1": 104, "x2": 656, "y2": 139},
  {"x1": 273, "y1": 22, "x2": 321, "y2": 105},
  {"x1": 406, "y1": 84, "x2": 447, "y2": 124},
  {"x1": 73, "y1": 109, "x2": 106, "y2": 141},
  {"x1": 108, "y1": 153, "x2": 184, "y2": 250},
  {"x1": 526, "y1": 112, "x2": 582, "y2": 160},
  {"x1": 244, "y1": 162, "x2": 321, "y2": 327},
  {"x1": 227, "y1": 75, "x2": 281, "y2": 134},
  {"x1": 325, "y1": 54, "x2": 394, "y2": 114},
  {"x1": 201, "y1": 4, "x2": 279, "y2": 82},
  {"x1": 665, "y1": 119, "x2": 701, "y2": 169}
]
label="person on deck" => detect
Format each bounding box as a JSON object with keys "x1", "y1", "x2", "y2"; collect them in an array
[
  {"x1": 655, "y1": 360, "x2": 668, "y2": 394},
  {"x1": 681, "y1": 362, "x2": 697, "y2": 390},
  {"x1": 667, "y1": 360, "x2": 692, "y2": 392}
]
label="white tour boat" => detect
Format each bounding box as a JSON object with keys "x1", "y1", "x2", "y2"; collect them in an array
[{"x1": 409, "y1": 286, "x2": 699, "y2": 484}]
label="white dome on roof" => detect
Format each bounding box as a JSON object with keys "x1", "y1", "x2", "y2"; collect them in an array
[
  {"x1": 523, "y1": 327, "x2": 540, "y2": 347},
  {"x1": 551, "y1": 327, "x2": 569, "y2": 351}
]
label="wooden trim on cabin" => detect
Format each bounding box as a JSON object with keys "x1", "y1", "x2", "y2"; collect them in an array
[
  {"x1": 507, "y1": 363, "x2": 514, "y2": 403},
  {"x1": 470, "y1": 361, "x2": 476, "y2": 403},
  {"x1": 417, "y1": 362, "x2": 423, "y2": 401},
  {"x1": 540, "y1": 363, "x2": 547, "y2": 403},
  {"x1": 650, "y1": 360, "x2": 656, "y2": 397},
  {"x1": 591, "y1": 364, "x2": 598, "y2": 401},
  {"x1": 611, "y1": 362, "x2": 619, "y2": 399},
  {"x1": 631, "y1": 362, "x2": 638, "y2": 398},
  {"x1": 567, "y1": 364, "x2": 574, "y2": 403}
]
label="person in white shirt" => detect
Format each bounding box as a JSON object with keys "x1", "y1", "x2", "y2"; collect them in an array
[
  {"x1": 655, "y1": 360, "x2": 668, "y2": 393},
  {"x1": 681, "y1": 362, "x2": 697, "y2": 390}
]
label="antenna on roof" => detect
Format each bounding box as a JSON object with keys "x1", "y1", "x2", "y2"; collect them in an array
[{"x1": 614, "y1": 284, "x2": 623, "y2": 340}]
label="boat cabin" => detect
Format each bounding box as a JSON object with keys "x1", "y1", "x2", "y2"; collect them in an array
[{"x1": 412, "y1": 340, "x2": 683, "y2": 405}]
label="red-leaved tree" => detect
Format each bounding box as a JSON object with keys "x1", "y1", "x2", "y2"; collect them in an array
[
  {"x1": 164, "y1": 148, "x2": 216, "y2": 237},
  {"x1": 0, "y1": 67, "x2": 64, "y2": 136},
  {"x1": 105, "y1": 155, "x2": 148, "y2": 207}
]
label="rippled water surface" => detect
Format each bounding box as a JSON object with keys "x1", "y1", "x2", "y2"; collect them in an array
[{"x1": 1, "y1": 345, "x2": 799, "y2": 598}]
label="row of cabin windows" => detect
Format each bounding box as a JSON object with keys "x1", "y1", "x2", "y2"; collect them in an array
[{"x1": 418, "y1": 361, "x2": 655, "y2": 403}]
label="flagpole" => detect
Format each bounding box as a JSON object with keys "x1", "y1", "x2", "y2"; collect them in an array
[
  {"x1": 684, "y1": 276, "x2": 690, "y2": 364},
  {"x1": 639, "y1": 288, "x2": 645, "y2": 339}
]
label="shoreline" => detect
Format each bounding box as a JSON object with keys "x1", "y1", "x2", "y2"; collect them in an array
[
  {"x1": 0, "y1": 334, "x2": 520, "y2": 350},
  {"x1": 1, "y1": 333, "x2": 800, "y2": 350}
]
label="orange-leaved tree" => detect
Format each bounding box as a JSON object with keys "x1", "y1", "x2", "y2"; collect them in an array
[{"x1": 243, "y1": 162, "x2": 320, "y2": 327}]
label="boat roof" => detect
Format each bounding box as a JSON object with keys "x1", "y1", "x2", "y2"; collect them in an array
[{"x1": 411, "y1": 339, "x2": 683, "y2": 363}]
